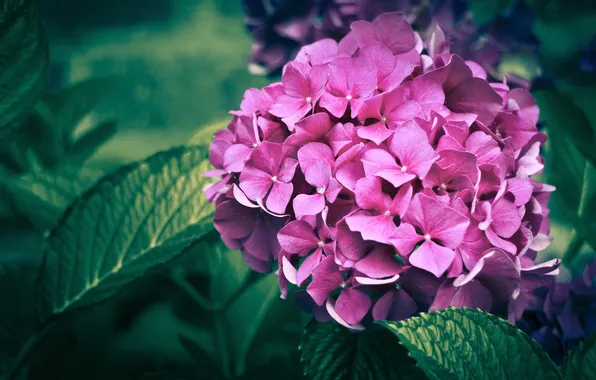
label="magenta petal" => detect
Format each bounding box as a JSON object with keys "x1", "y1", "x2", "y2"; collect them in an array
[
  {"x1": 320, "y1": 92, "x2": 349, "y2": 118},
  {"x1": 388, "y1": 121, "x2": 439, "y2": 178},
  {"x1": 430, "y1": 280, "x2": 493, "y2": 311},
  {"x1": 446, "y1": 77, "x2": 503, "y2": 126},
  {"x1": 372, "y1": 291, "x2": 394, "y2": 321},
  {"x1": 325, "y1": 123, "x2": 353, "y2": 156},
  {"x1": 353, "y1": 246, "x2": 402, "y2": 278},
  {"x1": 277, "y1": 220, "x2": 319, "y2": 254},
  {"x1": 266, "y1": 181, "x2": 293, "y2": 214},
  {"x1": 239, "y1": 167, "x2": 272, "y2": 201},
  {"x1": 490, "y1": 198, "x2": 521, "y2": 238},
  {"x1": 354, "y1": 176, "x2": 390, "y2": 211},
  {"x1": 389, "y1": 183, "x2": 413, "y2": 217},
  {"x1": 307, "y1": 256, "x2": 343, "y2": 306},
  {"x1": 373, "y1": 289, "x2": 418, "y2": 321},
  {"x1": 213, "y1": 199, "x2": 256, "y2": 239},
  {"x1": 371, "y1": 13, "x2": 416, "y2": 55},
  {"x1": 485, "y1": 228, "x2": 517, "y2": 254},
  {"x1": 224, "y1": 144, "x2": 252, "y2": 172},
  {"x1": 361, "y1": 148, "x2": 400, "y2": 177},
  {"x1": 389, "y1": 223, "x2": 421, "y2": 256},
  {"x1": 293, "y1": 193, "x2": 326, "y2": 220},
  {"x1": 336, "y1": 221, "x2": 371, "y2": 261},
  {"x1": 409, "y1": 241, "x2": 455, "y2": 277},
  {"x1": 335, "y1": 144, "x2": 366, "y2": 192},
  {"x1": 346, "y1": 213, "x2": 397, "y2": 244},
  {"x1": 278, "y1": 158, "x2": 298, "y2": 182},
  {"x1": 357, "y1": 123, "x2": 394, "y2": 145},
  {"x1": 376, "y1": 169, "x2": 416, "y2": 188},
  {"x1": 335, "y1": 288, "x2": 372, "y2": 325},
  {"x1": 296, "y1": 248, "x2": 324, "y2": 286}
]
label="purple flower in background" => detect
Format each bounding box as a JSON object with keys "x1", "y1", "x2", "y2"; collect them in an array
[
  {"x1": 206, "y1": 12, "x2": 556, "y2": 330},
  {"x1": 519, "y1": 258, "x2": 596, "y2": 365},
  {"x1": 242, "y1": 0, "x2": 538, "y2": 81}
]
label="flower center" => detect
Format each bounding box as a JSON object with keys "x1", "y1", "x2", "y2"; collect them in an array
[
  {"x1": 271, "y1": 176, "x2": 278, "y2": 182},
  {"x1": 305, "y1": 96, "x2": 312, "y2": 104},
  {"x1": 384, "y1": 210, "x2": 391, "y2": 216},
  {"x1": 440, "y1": 183, "x2": 447, "y2": 189},
  {"x1": 381, "y1": 116, "x2": 388, "y2": 122},
  {"x1": 317, "y1": 240, "x2": 325, "y2": 248},
  {"x1": 316, "y1": 186, "x2": 326, "y2": 194},
  {"x1": 401, "y1": 166, "x2": 408, "y2": 172},
  {"x1": 424, "y1": 234, "x2": 431, "y2": 241},
  {"x1": 345, "y1": 94, "x2": 353, "y2": 101},
  {"x1": 395, "y1": 283, "x2": 402, "y2": 290},
  {"x1": 340, "y1": 281, "x2": 347, "y2": 288},
  {"x1": 252, "y1": 143, "x2": 258, "y2": 148}
]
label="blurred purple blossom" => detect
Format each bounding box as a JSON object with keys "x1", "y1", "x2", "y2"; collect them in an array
[{"x1": 242, "y1": 0, "x2": 538, "y2": 80}]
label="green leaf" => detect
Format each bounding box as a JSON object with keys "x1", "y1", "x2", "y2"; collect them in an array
[
  {"x1": 300, "y1": 320, "x2": 424, "y2": 380},
  {"x1": 5, "y1": 169, "x2": 103, "y2": 231},
  {"x1": 187, "y1": 119, "x2": 230, "y2": 147},
  {"x1": 563, "y1": 332, "x2": 596, "y2": 379},
  {"x1": 378, "y1": 307, "x2": 562, "y2": 380},
  {"x1": 37, "y1": 145, "x2": 215, "y2": 322},
  {"x1": 0, "y1": 1, "x2": 49, "y2": 140}
]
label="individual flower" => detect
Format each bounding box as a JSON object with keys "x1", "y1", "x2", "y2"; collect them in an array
[{"x1": 206, "y1": 13, "x2": 556, "y2": 329}]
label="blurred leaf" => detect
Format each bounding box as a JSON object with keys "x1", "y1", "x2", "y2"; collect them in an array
[
  {"x1": 0, "y1": 1, "x2": 49, "y2": 141},
  {"x1": 65, "y1": 120, "x2": 118, "y2": 167},
  {"x1": 468, "y1": 0, "x2": 511, "y2": 25},
  {"x1": 300, "y1": 319, "x2": 423, "y2": 380},
  {"x1": 187, "y1": 119, "x2": 231, "y2": 147},
  {"x1": 0, "y1": 228, "x2": 44, "y2": 269},
  {"x1": 42, "y1": 76, "x2": 124, "y2": 142},
  {"x1": 37, "y1": 145, "x2": 215, "y2": 323},
  {"x1": 4, "y1": 169, "x2": 103, "y2": 231},
  {"x1": 533, "y1": 9, "x2": 596, "y2": 60},
  {"x1": 563, "y1": 331, "x2": 596, "y2": 379},
  {"x1": 173, "y1": 236, "x2": 305, "y2": 378},
  {"x1": 378, "y1": 308, "x2": 562, "y2": 380}
]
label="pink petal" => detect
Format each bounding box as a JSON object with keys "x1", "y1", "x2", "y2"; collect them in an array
[
  {"x1": 325, "y1": 122, "x2": 353, "y2": 156},
  {"x1": 335, "y1": 288, "x2": 372, "y2": 325},
  {"x1": 389, "y1": 223, "x2": 421, "y2": 257},
  {"x1": 281, "y1": 256, "x2": 298, "y2": 285},
  {"x1": 296, "y1": 248, "x2": 324, "y2": 286},
  {"x1": 354, "y1": 176, "x2": 390, "y2": 211},
  {"x1": 490, "y1": 198, "x2": 521, "y2": 238},
  {"x1": 430, "y1": 280, "x2": 493, "y2": 311},
  {"x1": 388, "y1": 121, "x2": 439, "y2": 178},
  {"x1": 223, "y1": 144, "x2": 252, "y2": 172},
  {"x1": 281, "y1": 62, "x2": 309, "y2": 98},
  {"x1": 266, "y1": 181, "x2": 293, "y2": 214},
  {"x1": 354, "y1": 246, "x2": 402, "y2": 278},
  {"x1": 213, "y1": 199, "x2": 256, "y2": 240},
  {"x1": 389, "y1": 183, "x2": 413, "y2": 217},
  {"x1": 446, "y1": 77, "x2": 503, "y2": 126},
  {"x1": 293, "y1": 193, "x2": 326, "y2": 220},
  {"x1": 320, "y1": 93, "x2": 349, "y2": 118},
  {"x1": 371, "y1": 12, "x2": 416, "y2": 55},
  {"x1": 239, "y1": 167, "x2": 272, "y2": 201},
  {"x1": 485, "y1": 227, "x2": 517, "y2": 254},
  {"x1": 409, "y1": 241, "x2": 455, "y2": 277},
  {"x1": 326, "y1": 298, "x2": 365, "y2": 331},
  {"x1": 335, "y1": 143, "x2": 366, "y2": 192},
  {"x1": 373, "y1": 289, "x2": 417, "y2": 321},
  {"x1": 357, "y1": 122, "x2": 393, "y2": 145},
  {"x1": 277, "y1": 220, "x2": 319, "y2": 254},
  {"x1": 361, "y1": 148, "x2": 400, "y2": 177},
  {"x1": 307, "y1": 256, "x2": 343, "y2": 306}
]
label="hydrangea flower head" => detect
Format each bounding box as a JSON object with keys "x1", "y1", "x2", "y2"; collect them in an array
[{"x1": 206, "y1": 13, "x2": 558, "y2": 329}]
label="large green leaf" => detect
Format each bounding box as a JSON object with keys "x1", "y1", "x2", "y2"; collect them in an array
[
  {"x1": 378, "y1": 307, "x2": 562, "y2": 380},
  {"x1": 467, "y1": 0, "x2": 512, "y2": 26},
  {"x1": 563, "y1": 332, "x2": 596, "y2": 379},
  {"x1": 37, "y1": 145, "x2": 215, "y2": 322},
  {"x1": 5, "y1": 169, "x2": 103, "y2": 231},
  {"x1": 300, "y1": 320, "x2": 424, "y2": 380},
  {"x1": 0, "y1": 1, "x2": 49, "y2": 140}
]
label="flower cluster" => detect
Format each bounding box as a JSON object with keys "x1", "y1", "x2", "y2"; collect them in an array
[
  {"x1": 206, "y1": 13, "x2": 559, "y2": 329},
  {"x1": 519, "y1": 258, "x2": 596, "y2": 364},
  {"x1": 243, "y1": 0, "x2": 538, "y2": 81}
]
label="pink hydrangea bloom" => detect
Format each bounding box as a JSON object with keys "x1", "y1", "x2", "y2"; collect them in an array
[{"x1": 205, "y1": 13, "x2": 558, "y2": 328}]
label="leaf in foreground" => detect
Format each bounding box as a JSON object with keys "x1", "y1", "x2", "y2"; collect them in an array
[
  {"x1": 563, "y1": 332, "x2": 596, "y2": 380},
  {"x1": 37, "y1": 145, "x2": 215, "y2": 322},
  {"x1": 300, "y1": 320, "x2": 424, "y2": 380},
  {"x1": 378, "y1": 307, "x2": 562, "y2": 380}
]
